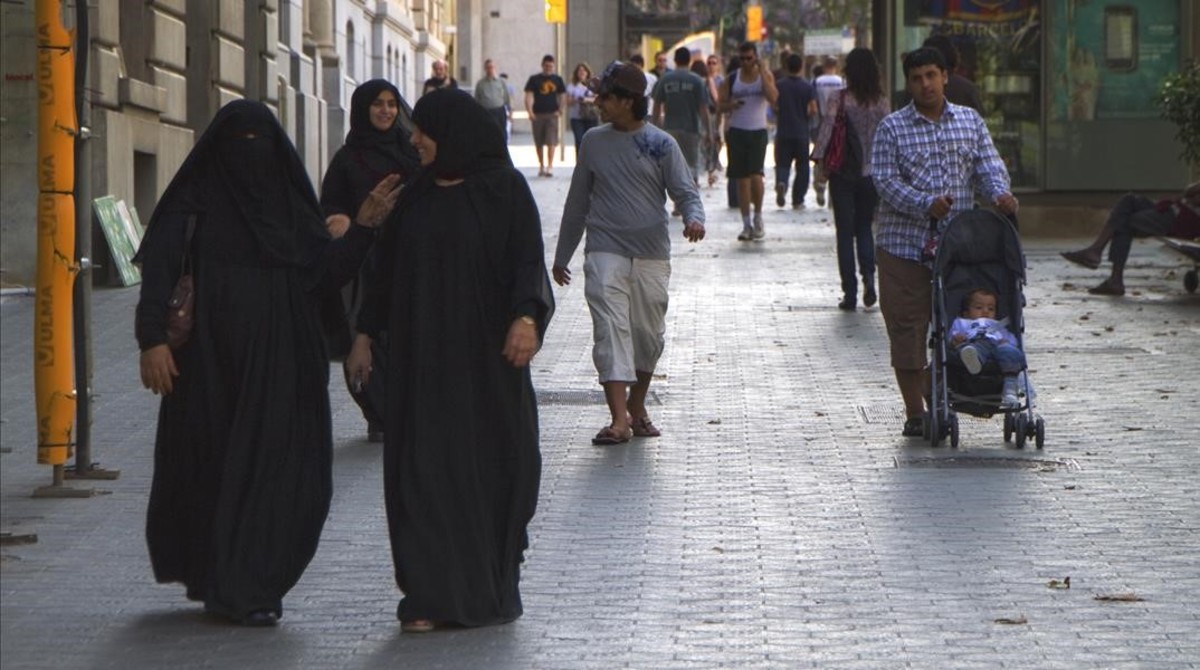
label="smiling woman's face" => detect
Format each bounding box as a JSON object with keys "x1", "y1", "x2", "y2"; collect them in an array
[
  {"x1": 410, "y1": 126, "x2": 437, "y2": 166},
  {"x1": 369, "y1": 90, "x2": 399, "y2": 131}
]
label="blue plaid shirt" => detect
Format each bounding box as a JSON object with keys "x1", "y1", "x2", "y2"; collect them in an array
[{"x1": 869, "y1": 101, "x2": 1011, "y2": 262}]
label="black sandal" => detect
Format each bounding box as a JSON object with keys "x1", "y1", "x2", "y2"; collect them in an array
[{"x1": 901, "y1": 417, "x2": 924, "y2": 437}]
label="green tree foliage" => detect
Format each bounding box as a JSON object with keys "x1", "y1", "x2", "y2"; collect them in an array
[{"x1": 1155, "y1": 60, "x2": 1200, "y2": 169}]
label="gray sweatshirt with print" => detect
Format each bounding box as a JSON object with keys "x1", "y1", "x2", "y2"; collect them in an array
[{"x1": 554, "y1": 123, "x2": 704, "y2": 266}]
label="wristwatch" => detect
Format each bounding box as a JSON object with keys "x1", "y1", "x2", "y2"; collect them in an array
[{"x1": 518, "y1": 315, "x2": 537, "y2": 327}]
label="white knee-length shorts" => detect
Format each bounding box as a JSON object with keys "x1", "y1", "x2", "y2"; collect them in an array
[{"x1": 583, "y1": 252, "x2": 671, "y2": 383}]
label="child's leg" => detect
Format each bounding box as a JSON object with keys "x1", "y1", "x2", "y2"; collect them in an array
[{"x1": 993, "y1": 343, "x2": 1025, "y2": 375}]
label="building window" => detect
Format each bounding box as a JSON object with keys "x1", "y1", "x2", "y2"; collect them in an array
[{"x1": 346, "y1": 21, "x2": 357, "y2": 81}]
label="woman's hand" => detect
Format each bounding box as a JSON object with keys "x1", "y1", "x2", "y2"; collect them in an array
[
  {"x1": 356, "y1": 174, "x2": 404, "y2": 228},
  {"x1": 326, "y1": 214, "x2": 351, "y2": 239},
  {"x1": 503, "y1": 317, "x2": 539, "y2": 367},
  {"x1": 345, "y1": 334, "x2": 374, "y2": 390},
  {"x1": 140, "y1": 344, "x2": 179, "y2": 395}
]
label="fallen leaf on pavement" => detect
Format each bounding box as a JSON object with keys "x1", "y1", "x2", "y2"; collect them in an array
[
  {"x1": 994, "y1": 615, "x2": 1028, "y2": 625},
  {"x1": 1094, "y1": 593, "x2": 1143, "y2": 602},
  {"x1": 707, "y1": 419, "x2": 722, "y2": 425},
  {"x1": 1047, "y1": 577, "x2": 1070, "y2": 589}
]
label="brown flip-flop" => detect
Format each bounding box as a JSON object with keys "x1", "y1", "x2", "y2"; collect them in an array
[
  {"x1": 591, "y1": 425, "x2": 632, "y2": 445},
  {"x1": 630, "y1": 416, "x2": 661, "y2": 438}
]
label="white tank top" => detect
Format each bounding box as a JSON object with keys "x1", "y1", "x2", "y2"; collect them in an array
[{"x1": 728, "y1": 72, "x2": 769, "y2": 131}]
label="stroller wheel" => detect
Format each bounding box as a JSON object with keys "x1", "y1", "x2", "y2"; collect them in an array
[
  {"x1": 1035, "y1": 417, "x2": 1045, "y2": 449},
  {"x1": 949, "y1": 414, "x2": 960, "y2": 449},
  {"x1": 1003, "y1": 413, "x2": 1014, "y2": 442},
  {"x1": 1014, "y1": 413, "x2": 1028, "y2": 449},
  {"x1": 1185, "y1": 269, "x2": 1198, "y2": 294}
]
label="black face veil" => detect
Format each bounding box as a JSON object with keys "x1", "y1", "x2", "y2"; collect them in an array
[{"x1": 136, "y1": 99, "x2": 329, "y2": 268}]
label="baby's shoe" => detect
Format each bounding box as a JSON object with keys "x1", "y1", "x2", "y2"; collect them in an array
[
  {"x1": 1000, "y1": 376, "x2": 1020, "y2": 409},
  {"x1": 960, "y1": 344, "x2": 983, "y2": 374}
]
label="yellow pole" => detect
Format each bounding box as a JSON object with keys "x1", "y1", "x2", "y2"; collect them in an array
[{"x1": 35, "y1": 0, "x2": 78, "y2": 467}]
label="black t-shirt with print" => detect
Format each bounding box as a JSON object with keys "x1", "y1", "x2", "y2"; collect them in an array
[{"x1": 524, "y1": 73, "x2": 567, "y2": 114}]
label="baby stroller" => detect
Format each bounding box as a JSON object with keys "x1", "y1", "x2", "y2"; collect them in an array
[{"x1": 926, "y1": 208, "x2": 1045, "y2": 449}]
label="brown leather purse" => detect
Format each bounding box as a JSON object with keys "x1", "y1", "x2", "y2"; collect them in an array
[{"x1": 165, "y1": 215, "x2": 196, "y2": 349}]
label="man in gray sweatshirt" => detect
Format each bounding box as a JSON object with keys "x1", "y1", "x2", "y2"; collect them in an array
[{"x1": 553, "y1": 60, "x2": 706, "y2": 446}]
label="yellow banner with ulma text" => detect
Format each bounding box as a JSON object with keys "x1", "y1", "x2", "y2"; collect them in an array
[{"x1": 545, "y1": 0, "x2": 566, "y2": 24}]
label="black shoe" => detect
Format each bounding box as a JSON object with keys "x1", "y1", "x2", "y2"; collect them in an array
[
  {"x1": 241, "y1": 610, "x2": 279, "y2": 627},
  {"x1": 838, "y1": 297, "x2": 856, "y2": 311},
  {"x1": 901, "y1": 417, "x2": 924, "y2": 437},
  {"x1": 863, "y1": 285, "x2": 877, "y2": 308},
  {"x1": 775, "y1": 183, "x2": 786, "y2": 207}
]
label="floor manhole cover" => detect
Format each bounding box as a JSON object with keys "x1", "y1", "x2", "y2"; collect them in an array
[
  {"x1": 894, "y1": 454, "x2": 1080, "y2": 470},
  {"x1": 537, "y1": 390, "x2": 661, "y2": 406},
  {"x1": 858, "y1": 405, "x2": 907, "y2": 425}
]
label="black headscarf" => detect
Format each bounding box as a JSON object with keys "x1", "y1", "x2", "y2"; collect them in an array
[
  {"x1": 410, "y1": 87, "x2": 512, "y2": 181},
  {"x1": 345, "y1": 79, "x2": 420, "y2": 182},
  {"x1": 135, "y1": 99, "x2": 329, "y2": 268},
  {"x1": 369, "y1": 88, "x2": 553, "y2": 337}
]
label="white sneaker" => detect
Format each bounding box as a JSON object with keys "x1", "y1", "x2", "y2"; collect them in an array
[
  {"x1": 1000, "y1": 392, "x2": 1020, "y2": 409},
  {"x1": 959, "y1": 344, "x2": 983, "y2": 374},
  {"x1": 737, "y1": 226, "x2": 753, "y2": 241},
  {"x1": 816, "y1": 189, "x2": 826, "y2": 207},
  {"x1": 752, "y1": 213, "x2": 765, "y2": 239}
]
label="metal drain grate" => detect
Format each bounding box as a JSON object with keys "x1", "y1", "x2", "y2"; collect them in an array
[
  {"x1": 895, "y1": 454, "x2": 1080, "y2": 470},
  {"x1": 858, "y1": 405, "x2": 907, "y2": 425},
  {"x1": 537, "y1": 390, "x2": 662, "y2": 406}
]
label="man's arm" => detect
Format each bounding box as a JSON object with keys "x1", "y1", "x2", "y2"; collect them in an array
[
  {"x1": 524, "y1": 91, "x2": 534, "y2": 117},
  {"x1": 761, "y1": 68, "x2": 779, "y2": 105},
  {"x1": 553, "y1": 154, "x2": 594, "y2": 275},
  {"x1": 968, "y1": 112, "x2": 1016, "y2": 214},
  {"x1": 870, "y1": 120, "x2": 936, "y2": 217}
]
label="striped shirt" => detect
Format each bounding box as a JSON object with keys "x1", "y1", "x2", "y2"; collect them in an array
[{"x1": 870, "y1": 101, "x2": 1011, "y2": 262}]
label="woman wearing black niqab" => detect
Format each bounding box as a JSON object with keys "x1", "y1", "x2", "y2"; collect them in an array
[
  {"x1": 134, "y1": 100, "x2": 380, "y2": 626},
  {"x1": 320, "y1": 79, "x2": 419, "y2": 440},
  {"x1": 347, "y1": 88, "x2": 555, "y2": 631}
]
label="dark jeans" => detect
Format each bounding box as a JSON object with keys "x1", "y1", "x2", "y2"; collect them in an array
[
  {"x1": 773, "y1": 136, "x2": 811, "y2": 204},
  {"x1": 1108, "y1": 193, "x2": 1174, "y2": 266},
  {"x1": 570, "y1": 117, "x2": 597, "y2": 158},
  {"x1": 829, "y1": 173, "x2": 878, "y2": 299}
]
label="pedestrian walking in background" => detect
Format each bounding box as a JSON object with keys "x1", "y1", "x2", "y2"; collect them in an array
[
  {"x1": 812, "y1": 56, "x2": 846, "y2": 207},
  {"x1": 320, "y1": 79, "x2": 420, "y2": 441},
  {"x1": 345, "y1": 89, "x2": 554, "y2": 633},
  {"x1": 719, "y1": 41, "x2": 778, "y2": 241},
  {"x1": 653, "y1": 47, "x2": 712, "y2": 189},
  {"x1": 630, "y1": 54, "x2": 658, "y2": 120},
  {"x1": 567, "y1": 62, "x2": 599, "y2": 157},
  {"x1": 474, "y1": 58, "x2": 513, "y2": 141},
  {"x1": 772, "y1": 53, "x2": 817, "y2": 210},
  {"x1": 524, "y1": 54, "x2": 567, "y2": 177},
  {"x1": 422, "y1": 59, "x2": 458, "y2": 95},
  {"x1": 922, "y1": 35, "x2": 983, "y2": 111},
  {"x1": 691, "y1": 58, "x2": 723, "y2": 187},
  {"x1": 811, "y1": 48, "x2": 890, "y2": 311},
  {"x1": 552, "y1": 61, "x2": 706, "y2": 445},
  {"x1": 134, "y1": 100, "x2": 396, "y2": 627},
  {"x1": 1060, "y1": 182, "x2": 1200, "y2": 296},
  {"x1": 870, "y1": 47, "x2": 1017, "y2": 437}
]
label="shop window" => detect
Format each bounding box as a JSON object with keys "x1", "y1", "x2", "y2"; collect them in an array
[{"x1": 896, "y1": 0, "x2": 1043, "y2": 189}]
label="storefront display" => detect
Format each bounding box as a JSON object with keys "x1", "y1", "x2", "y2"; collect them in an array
[{"x1": 897, "y1": 0, "x2": 1043, "y2": 188}]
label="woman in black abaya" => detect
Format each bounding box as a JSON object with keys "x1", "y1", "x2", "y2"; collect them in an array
[
  {"x1": 346, "y1": 88, "x2": 554, "y2": 632},
  {"x1": 320, "y1": 78, "x2": 420, "y2": 441},
  {"x1": 135, "y1": 100, "x2": 391, "y2": 626}
]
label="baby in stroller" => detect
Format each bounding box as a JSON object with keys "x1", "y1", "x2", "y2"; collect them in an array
[{"x1": 949, "y1": 288, "x2": 1025, "y2": 409}]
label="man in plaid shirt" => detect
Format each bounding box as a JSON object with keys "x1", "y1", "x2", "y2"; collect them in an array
[{"x1": 869, "y1": 47, "x2": 1019, "y2": 437}]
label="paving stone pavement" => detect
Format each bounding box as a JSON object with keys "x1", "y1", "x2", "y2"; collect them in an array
[{"x1": 3, "y1": 139, "x2": 1199, "y2": 669}]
